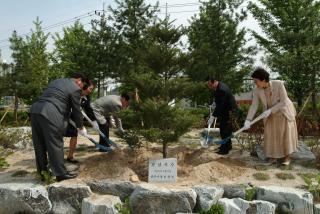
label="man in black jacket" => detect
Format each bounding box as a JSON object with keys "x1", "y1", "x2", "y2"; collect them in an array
[
  {"x1": 206, "y1": 76, "x2": 238, "y2": 155},
  {"x1": 30, "y1": 73, "x2": 88, "y2": 181}
]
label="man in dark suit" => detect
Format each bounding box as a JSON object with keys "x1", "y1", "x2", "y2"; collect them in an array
[
  {"x1": 30, "y1": 73, "x2": 88, "y2": 181},
  {"x1": 206, "y1": 76, "x2": 238, "y2": 155}
]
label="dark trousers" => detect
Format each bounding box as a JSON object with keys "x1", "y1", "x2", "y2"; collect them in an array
[
  {"x1": 219, "y1": 116, "x2": 233, "y2": 151},
  {"x1": 98, "y1": 119, "x2": 110, "y2": 147},
  {"x1": 30, "y1": 114, "x2": 67, "y2": 177}
]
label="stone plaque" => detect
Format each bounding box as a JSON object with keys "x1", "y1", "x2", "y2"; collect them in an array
[{"x1": 148, "y1": 158, "x2": 177, "y2": 183}]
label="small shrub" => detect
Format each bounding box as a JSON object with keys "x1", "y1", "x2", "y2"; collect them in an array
[
  {"x1": 300, "y1": 173, "x2": 320, "y2": 201},
  {"x1": 0, "y1": 157, "x2": 9, "y2": 169},
  {"x1": 276, "y1": 172, "x2": 295, "y2": 180},
  {"x1": 199, "y1": 203, "x2": 224, "y2": 214},
  {"x1": 245, "y1": 187, "x2": 257, "y2": 201},
  {"x1": 115, "y1": 197, "x2": 131, "y2": 214},
  {"x1": 40, "y1": 170, "x2": 56, "y2": 185},
  {"x1": 253, "y1": 172, "x2": 270, "y2": 181},
  {"x1": 116, "y1": 130, "x2": 142, "y2": 149}
]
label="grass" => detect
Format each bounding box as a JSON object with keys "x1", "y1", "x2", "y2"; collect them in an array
[
  {"x1": 276, "y1": 172, "x2": 295, "y2": 180},
  {"x1": 254, "y1": 165, "x2": 269, "y2": 171},
  {"x1": 11, "y1": 170, "x2": 29, "y2": 177},
  {"x1": 298, "y1": 172, "x2": 317, "y2": 180},
  {"x1": 253, "y1": 172, "x2": 270, "y2": 181},
  {"x1": 279, "y1": 164, "x2": 294, "y2": 170},
  {"x1": 245, "y1": 187, "x2": 257, "y2": 201}
]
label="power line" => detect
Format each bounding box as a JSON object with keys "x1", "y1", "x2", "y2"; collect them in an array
[
  {"x1": 0, "y1": 1, "x2": 248, "y2": 48},
  {"x1": 0, "y1": 10, "x2": 99, "y2": 45},
  {"x1": 0, "y1": 21, "x2": 93, "y2": 49}
]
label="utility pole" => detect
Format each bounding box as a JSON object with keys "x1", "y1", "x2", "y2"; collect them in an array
[{"x1": 165, "y1": 2, "x2": 168, "y2": 19}]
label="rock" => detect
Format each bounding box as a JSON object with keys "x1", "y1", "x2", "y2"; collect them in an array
[
  {"x1": 256, "y1": 142, "x2": 316, "y2": 164},
  {"x1": 192, "y1": 185, "x2": 224, "y2": 211},
  {"x1": 5, "y1": 127, "x2": 33, "y2": 150},
  {"x1": 0, "y1": 183, "x2": 52, "y2": 214},
  {"x1": 222, "y1": 184, "x2": 250, "y2": 199},
  {"x1": 130, "y1": 175, "x2": 140, "y2": 182},
  {"x1": 256, "y1": 186, "x2": 313, "y2": 214},
  {"x1": 65, "y1": 163, "x2": 80, "y2": 172},
  {"x1": 48, "y1": 182, "x2": 92, "y2": 214},
  {"x1": 291, "y1": 142, "x2": 316, "y2": 164},
  {"x1": 218, "y1": 198, "x2": 276, "y2": 214},
  {"x1": 87, "y1": 179, "x2": 136, "y2": 201},
  {"x1": 82, "y1": 194, "x2": 122, "y2": 214},
  {"x1": 248, "y1": 200, "x2": 276, "y2": 214},
  {"x1": 314, "y1": 204, "x2": 320, "y2": 214},
  {"x1": 130, "y1": 183, "x2": 197, "y2": 214},
  {"x1": 255, "y1": 144, "x2": 267, "y2": 161}
]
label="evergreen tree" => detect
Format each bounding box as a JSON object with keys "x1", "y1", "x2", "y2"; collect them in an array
[
  {"x1": 89, "y1": 12, "x2": 119, "y2": 96},
  {"x1": 120, "y1": 18, "x2": 196, "y2": 158},
  {"x1": 187, "y1": 0, "x2": 255, "y2": 105},
  {"x1": 109, "y1": 0, "x2": 158, "y2": 84},
  {"x1": 8, "y1": 18, "x2": 50, "y2": 122},
  {"x1": 53, "y1": 21, "x2": 95, "y2": 79},
  {"x1": 249, "y1": 0, "x2": 320, "y2": 108}
]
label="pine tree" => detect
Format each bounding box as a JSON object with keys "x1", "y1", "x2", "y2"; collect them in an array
[
  {"x1": 120, "y1": 18, "x2": 196, "y2": 158},
  {"x1": 109, "y1": 0, "x2": 158, "y2": 84},
  {"x1": 53, "y1": 21, "x2": 95, "y2": 79},
  {"x1": 8, "y1": 18, "x2": 50, "y2": 122},
  {"x1": 89, "y1": 12, "x2": 119, "y2": 96},
  {"x1": 249, "y1": 0, "x2": 320, "y2": 108},
  {"x1": 187, "y1": 0, "x2": 255, "y2": 105}
]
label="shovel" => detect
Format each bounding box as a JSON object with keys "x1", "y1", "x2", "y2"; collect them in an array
[
  {"x1": 213, "y1": 112, "x2": 265, "y2": 145},
  {"x1": 69, "y1": 120, "x2": 113, "y2": 152},
  {"x1": 81, "y1": 110, "x2": 118, "y2": 148},
  {"x1": 200, "y1": 103, "x2": 218, "y2": 148}
]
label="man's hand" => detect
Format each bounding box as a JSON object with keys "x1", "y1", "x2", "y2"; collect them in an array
[
  {"x1": 207, "y1": 116, "x2": 215, "y2": 126},
  {"x1": 78, "y1": 127, "x2": 87, "y2": 137},
  {"x1": 243, "y1": 120, "x2": 251, "y2": 130},
  {"x1": 262, "y1": 109, "x2": 272, "y2": 118},
  {"x1": 92, "y1": 120, "x2": 99, "y2": 130}
]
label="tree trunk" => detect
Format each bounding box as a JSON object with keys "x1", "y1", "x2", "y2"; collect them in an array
[
  {"x1": 162, "y1": 142, "x2": 168, "y2": 158},
  {"x1": 97, "y1": 72, "x2": 101, "y2": 97},
  {"x1": 312, "y1": 91, "x2": 317, "y2": 112},
  {"x1": 297, "y1": 97, "x2": 302, "y2": 109},
  {"x1": 13, "y1": 94, "x2": 19, "y2": 124}
]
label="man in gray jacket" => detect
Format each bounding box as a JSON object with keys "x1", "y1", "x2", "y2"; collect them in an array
[
  {"x1": 30, "y1": 73, "x2": 88, "y2": 181},
  {"x1": 91, "y1": 93, "x2": 130, "y2": 150}
]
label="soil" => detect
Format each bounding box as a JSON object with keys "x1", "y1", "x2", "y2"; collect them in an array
[{"x1": 0, "y1": 129, "x2": 318, "y2": 189}]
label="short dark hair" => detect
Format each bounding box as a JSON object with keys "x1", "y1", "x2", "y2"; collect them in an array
[
  {"x1": 83, "y1": 79, "x2": 95, "y2": 90},
  {"x1": 251, "y1": 68, "x2": 270, "y2": 82},
  {"x1": 205, "y1": 76, "x2": 216, "y2": 82},
  {"x1": 70, "y1": 73, "x2": 87, "y2": 82},
  {"x1": 121, "y1": 93, "x2": 130, "y2": 101}
]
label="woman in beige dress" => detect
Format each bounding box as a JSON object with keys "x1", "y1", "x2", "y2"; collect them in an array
[{"x1": 243, "y1": 68, "x2": 298, "y2": 165}]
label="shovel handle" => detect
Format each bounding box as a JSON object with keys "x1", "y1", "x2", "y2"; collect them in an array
[{"x1": 233, "y1": 112, "x2": 265, "y2": 136}]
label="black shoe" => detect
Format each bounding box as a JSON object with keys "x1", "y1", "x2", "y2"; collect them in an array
[
  {"x1": 66, "y1": 157, "x2": 79, "y2": 164},
  {"x1": 56, "y1": 173, "x2": 77, "y2": 182},
  {"x1": 99, "y1": 148, "x2": 110, "y2": 152},
  {"x1": 216, "y1": 149, "x2": 229, "y2": 155}
]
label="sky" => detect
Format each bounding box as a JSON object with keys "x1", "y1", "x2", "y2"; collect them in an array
[{"x1": 0, "y1": 0, "x2": 264, "y2": 66}]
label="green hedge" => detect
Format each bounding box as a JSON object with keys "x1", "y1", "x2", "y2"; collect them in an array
[{"x1": 0, "y1": 111, "x2": 30, "y2": 127}]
